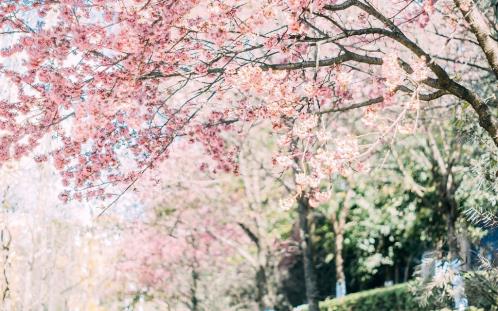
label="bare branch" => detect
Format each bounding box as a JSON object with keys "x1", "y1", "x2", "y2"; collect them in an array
[{"x1": 319, "y1": 96, "x2": 384, "y2": 114}]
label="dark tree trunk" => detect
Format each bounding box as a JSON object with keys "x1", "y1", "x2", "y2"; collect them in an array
[
  {"x1": 445, "y1": 198, "x2": 459, "y2": 260},
  {"x1": 238, "y1": 222, "x2": 269, "y2": 310},
  {"x1": 190, "y1": 267, "x2": 199, "y2": 311},
  {"x1": 394, "y1": 263, "x2": 399, "y2": 284},
  {"x1": 1, "y1": 228, "x2": 11, "y2": 302},
  {"x1": 458, "y1": 229, "x2": 471, "y2": 271},
  {"x1": 256, "y1": 264, "x2": 267, "y2": 311},
  {"x1": 298, "y1": 195, "x2": 320, "y2": 311},
  {"x1": 403, "y1": 254, "x2": 413, "y2": 283}
]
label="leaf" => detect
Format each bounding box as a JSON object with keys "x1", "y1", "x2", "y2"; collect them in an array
[{"x1": 325, "y1": 253, "x2": 334, "y2": 263}]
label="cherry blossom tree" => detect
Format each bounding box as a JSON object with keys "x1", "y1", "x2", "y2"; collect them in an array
[
  {"x1": 118, "y1": 138, "x2": 296, "y2": 310},
  {"x1": 1, "y1": 1, "x2": 498, "y2": 310},
  {"x1": 322, "y1": 176, "x2": 356, "y2": 298},
  {"x1": 235, "y1": 125, "x2": 297, "y2": 310},
  {"x1": 116, "y1": 142, "x2": 249, "y2": 310},
  {"x1": 0, "y1": 0, "x2": 496, "y2": 200},
  {"x1": 118, "y1": 208, "x2": 244, "y2": 310}
]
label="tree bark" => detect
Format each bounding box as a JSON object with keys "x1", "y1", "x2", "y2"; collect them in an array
[
  {"x1": 237, "y1": 222, "x2": 268, "y2": 310},
  {"x1": 330, "y1": 188, "x2": 352, "y2": 298},
  {"x1": 190, "y1": 266, "x2": 199, "y2": 311},
  {"x1": 1, "y1": 227, "x2": 11, "y2": 302},
  {"x1": 334, "y1": 231, "x2": 346, "y2": 298},
  {"x1": 298, "y1": 195, "x2": 320, "y2": 311},
  {"x1": 458, "y1": 229, "x2": 472, "y2": 271},
  {"x1": 403, "y1": 254, "x2": 413, "y2": 283},
  {"x1": 427, "y1": 130, "x2": 463, "y2": 260},
  {"x1": 394, "y1": 263, "x2": 399, "y2": 284},
  {"x1": 255, "y1": 264, "x2": 268, "y2": 311},
  {"x1": 454, "y1": 0, "x2": 498, "y2": 79},
  {"x1": 445, "y1": 198, "x2": 459, "y2": 260}
]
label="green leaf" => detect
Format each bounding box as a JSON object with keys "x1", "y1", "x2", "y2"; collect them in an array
[{"x1": 325, "y1": 253, "x2": 334, "y2": 263}]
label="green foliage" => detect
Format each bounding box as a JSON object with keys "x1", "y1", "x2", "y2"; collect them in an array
[
  {"x1": 320, "y1": 284, "x2": 420, "y2": 311},
  {"x1": 409, "y1": 268, "x2": 498, "y2": 311},
  {"x1": 298, "y1": 281, "x2": 492, "y2": 311},
  {"x1": 464, "y1": 270, "x2": 498, "y2": 310},
  {"x1": 439, "y1": 308, "x2": 484, "y2": 311},
  {"x1": 299, "y1": 283, "x2": 427, "y2": 311},
  {"x1": 285, "y1": 114, "x2": 498, "y2": 307}
]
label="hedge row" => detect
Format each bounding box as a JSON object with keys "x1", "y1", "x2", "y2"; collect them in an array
[
  {"x1": 316, "y1": 283, "x2": 423, "y2": 311},
  {"x1": 296, "y1": 283, "x2": 486, "y2": 311}
]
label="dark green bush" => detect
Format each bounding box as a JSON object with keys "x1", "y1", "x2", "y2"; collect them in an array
[
  {"x1": 317, "y1": 283, "x2": 425, "y2": 311},
  {"x1": 298, "y1": 280, "x2": 491, "y2": 311}
]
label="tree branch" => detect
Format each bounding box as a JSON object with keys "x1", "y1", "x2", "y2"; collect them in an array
[
  {"x1": 237, "y1": 222, "x2": 259, "y2": 246},
  {"x1": 140, "y1": 50, "x2": 383, "y2": 81},
  {"x1": 319, "y1": 88, "x2": 448, "y2": 114},
  {"x1": 454, "y1": 0, "x2": 498, "y2": 79},
  {"x1": 319, "y1": 96, "x2": 384, "y2": 114}
]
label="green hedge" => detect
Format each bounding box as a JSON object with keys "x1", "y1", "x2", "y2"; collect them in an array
[
  {"x1": 316, "y1": 283, "x2": 424, "y2": 311},
  {"x1": 296, "y1": 282, "x2": 487, "y2": 311}
]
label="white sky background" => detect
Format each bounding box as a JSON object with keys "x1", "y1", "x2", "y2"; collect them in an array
[
  {"x1": 0, "y1": 5, "x2": 226, "y2": 310},
  {"x1": 0, "y1": 11, "x2": 140, "y2": 305}
]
